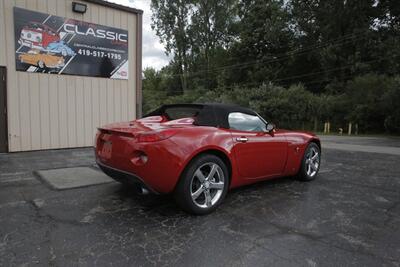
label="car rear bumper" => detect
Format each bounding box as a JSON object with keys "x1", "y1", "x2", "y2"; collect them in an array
[
  {"x1": 96, "y1": 159, "x2": 159, "y2": 194},
  {"x1": 95, "y1": 131, "x2": 187, "y2": 194}
]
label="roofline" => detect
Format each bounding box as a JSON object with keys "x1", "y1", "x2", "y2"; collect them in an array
[
  {"x1": 82, "y1": 0, "x2": 143, "y2": 14},
  {"x1": 136, "y1": 12, "x2": 143, "y2": 118},
  {"x1": 161, "y1": 103, "x2": 205, "y2": 108},
  {"x1": 159, "y1": 103, "x2": 250, "y2": 110},
  {"x1": 155, "y1": 103, "x2": 256, "y2": 115}
]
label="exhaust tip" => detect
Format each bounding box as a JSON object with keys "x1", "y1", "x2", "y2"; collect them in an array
[
  {"x1": 134, "y1": 184, "x2": 149, "y2": 195},
  {"x1": 140, "y1": 187, "x2": 149, "y2": 195}
]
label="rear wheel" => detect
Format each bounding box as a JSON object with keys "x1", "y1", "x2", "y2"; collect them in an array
[
  {"x1": 174, "y1": 154, "x2": 229, "y2": 215},
  {"x1": 37, "y1": 60, "x2": 45, "y2": 69},
  {"x1": 297, "y1": 143, "x2": 321, "y2": 181}
]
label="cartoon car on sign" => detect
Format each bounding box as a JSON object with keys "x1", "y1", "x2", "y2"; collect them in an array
[
  {"x1": 18, "y1": 22, "x2": 60, "y2": 50},
  {"x1": 46, "y1": 41, "x2": 76, "y2": 57},
  {"x1": 19, "y1": 50, "x2": 65, "y2": 69}
]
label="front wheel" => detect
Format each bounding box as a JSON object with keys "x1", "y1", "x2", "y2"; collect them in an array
[
  {"x1": 297, "y1": 143, "x2": 321, "y2": 181},
  {"x1": 174, "y1": 154, "x2": 229, "y2": 215}
]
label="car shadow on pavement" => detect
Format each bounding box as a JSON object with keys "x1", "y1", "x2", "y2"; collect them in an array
[
  {"x1": 111, "y1": 184, "x2": 184, "y2": 216},
  {"x1": 108, "y1": 176, "x2": 298, "y2": 217}
]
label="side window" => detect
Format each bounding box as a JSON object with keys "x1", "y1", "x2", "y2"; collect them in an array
[{"x1": 228, "y1": 112, "x2": 266, "y2": 132}]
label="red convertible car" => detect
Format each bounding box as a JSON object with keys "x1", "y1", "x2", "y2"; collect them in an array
[{"x1": 95, "y1": 104, "x2": 321, "y2": 214}]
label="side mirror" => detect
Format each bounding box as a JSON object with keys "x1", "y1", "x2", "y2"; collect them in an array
[{"x1": 266, "y1": 123, "x2": 276, "y2": 133}]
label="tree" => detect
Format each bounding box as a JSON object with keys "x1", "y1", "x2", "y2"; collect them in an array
[
  {"x1": 230, "y1": 0, "x2": 293, "y2": 85},
  {"x1": 288, "y1": 0, "x2": 379, "y2": 93},
  {"x1": 382, "y1": 77, "x2": 400, "y2": 133},
  {"x1": 147, "y1": 0, "x2": 400, "y2": 134},
  {"x1": 344, "y1": 74, "x2": 394, "y2": 133},
  {"x1": 189, "y1": 0, "x2": 238, "y2": 87},
  {"x1": 151, "y1": 0, "x2": 193, "y2": 91},
  {"x1": 142, "y1": 67, "x2": 167, "y2": 114}
]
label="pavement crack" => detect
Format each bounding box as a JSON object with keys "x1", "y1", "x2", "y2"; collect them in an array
[{"x1": 25, "y1": 199, "x2": 84, "y2": 227}]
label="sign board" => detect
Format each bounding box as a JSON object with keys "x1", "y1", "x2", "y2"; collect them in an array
[{"x1": 13, "y1": 7, "x2": 129, "y2": 79}]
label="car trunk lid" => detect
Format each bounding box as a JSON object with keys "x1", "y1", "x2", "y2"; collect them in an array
[{"x1": 97, "y1": 116, "x2": 195, "y2": 138}]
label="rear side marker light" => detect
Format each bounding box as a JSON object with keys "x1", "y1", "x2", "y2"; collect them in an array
[
  {"x1": 140, "y1": 154, "x2": 148, "y2": 164},
  {"x1": 131, "y1": 151, "x2": 148, "y2": 165}
]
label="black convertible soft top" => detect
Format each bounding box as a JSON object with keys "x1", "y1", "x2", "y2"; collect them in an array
[{"x1": 144, "y1": 103, "x2": 258, "y2": 129}]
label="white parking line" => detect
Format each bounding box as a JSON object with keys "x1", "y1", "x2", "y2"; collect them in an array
[
  {"x1": 0, "y1": 177, "x2": 35, "y2": 183},
  {"x1": 322, "y1": 142, "x2": 400, "y2": 156},
  {"x1": 0, "y1": 200, "x2": 27, "y2": 209}
]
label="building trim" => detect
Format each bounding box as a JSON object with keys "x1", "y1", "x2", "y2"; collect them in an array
[
  {"x1": 136, "y1": 13, "x2": 143, "y2": 118},
  {"x1": 0, "y1": 67, "x2": 9, "y2": 153},
  {"x1": 83, "y1": 0, "x2": 143, "y2": 14}
]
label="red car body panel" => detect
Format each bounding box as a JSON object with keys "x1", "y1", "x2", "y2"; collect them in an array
[{"x1": 95, "y1": 116, "x2": 320, "y2": 194}]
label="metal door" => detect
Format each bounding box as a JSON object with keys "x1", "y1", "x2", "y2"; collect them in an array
[{"x1": 230, "y1": 130, "x2": 288, "y2": 179}]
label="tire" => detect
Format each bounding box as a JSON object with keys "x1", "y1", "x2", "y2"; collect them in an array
[
  {"x1": 297, "y1": 142, "x2": 321, "y2": 181},
  {"x1": 38, "y1": 60, "x2": 45, "y2": 69},
  {"x1": 174, "y1": 154, "x2": 230, "y2": 215}
]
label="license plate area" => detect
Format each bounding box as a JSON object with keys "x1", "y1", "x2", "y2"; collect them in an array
[{"x1": 101, "y1": 141, "x2": 112, "y2": 159}]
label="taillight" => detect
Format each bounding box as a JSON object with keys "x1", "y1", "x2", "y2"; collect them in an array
[{"x1": 137, "y1": 129, "x2": 178, "y2": 142}]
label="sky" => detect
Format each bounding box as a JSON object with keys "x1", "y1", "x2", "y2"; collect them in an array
[{"x1": 108, "y1": 0, "x2": 171, "y2": 70}]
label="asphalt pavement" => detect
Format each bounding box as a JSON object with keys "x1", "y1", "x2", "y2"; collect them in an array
[{"x1": 0, "y1": 135, "x2": 399, "y2": 266}]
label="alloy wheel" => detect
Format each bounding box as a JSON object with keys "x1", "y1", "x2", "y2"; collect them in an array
[
  {"x1": 305, "y1": 147, "x2": 320, "y2": 177},
  {"x1": 190, "y1": 162, "x2": 225, "y2": 209}
]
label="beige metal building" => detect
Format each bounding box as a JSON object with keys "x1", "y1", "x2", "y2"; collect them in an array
[{"x1": 0, "y1": 0, "x2": 142, "y2": 152}]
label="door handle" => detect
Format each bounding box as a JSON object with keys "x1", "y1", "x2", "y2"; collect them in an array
[{"x1": 236, "y1": 137, "x2": 248, "y2": 143}]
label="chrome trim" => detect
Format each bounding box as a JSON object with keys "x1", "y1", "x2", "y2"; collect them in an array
[{"x1": 236, "y1": 137, "x2": 248, "y2": 142}]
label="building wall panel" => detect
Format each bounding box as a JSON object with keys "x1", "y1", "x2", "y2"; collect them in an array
[
  {"x1": 29, "y1": 72, "x2": 41, "y2": 150},
  {"x1": 127, "y1": 13, "x2": 137, "y2": 119},
  {"x1": 39, "y1": 74, "x2": 50, "y2": 149},
  {"x1": 0, "y1": 0, "x2": 140, "y2": 151},
  {"x1": 48, "y1": 75, "x2": 59, "y2": 148}
]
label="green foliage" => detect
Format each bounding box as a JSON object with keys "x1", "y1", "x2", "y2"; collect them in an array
[
  {"x1": 344, "y1": 74, "x2": 391, "y2": 132},
  {"x1": 382, "y1": 80, "x2": 400, "y2": 133},
  {"x1": 147, "y1": 0, "x2": 400, "y2": 134}
]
